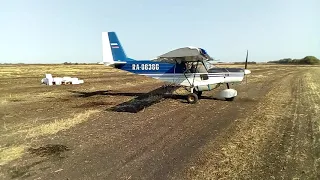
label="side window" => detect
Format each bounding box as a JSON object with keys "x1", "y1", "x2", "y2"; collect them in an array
[
  {"x1": 174, "y1": 62, "x2": 187, "y2": 73},
  {"x1": 200, "y1": 74, "x2": 209, "y2": 80}
]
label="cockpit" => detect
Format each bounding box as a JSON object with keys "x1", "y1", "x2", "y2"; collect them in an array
[{"x1": 183, "y1": 61, "x2": 211, "y2": 73}]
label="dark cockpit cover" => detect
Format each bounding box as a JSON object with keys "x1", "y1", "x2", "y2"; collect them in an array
[{"x1": 157, "y1": 47, "x2": 213, "y2": 61}]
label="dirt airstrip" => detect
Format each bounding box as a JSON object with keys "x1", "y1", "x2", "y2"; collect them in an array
[{"x1": 0, "y1": 64, "x2": 320, "y2": 179}]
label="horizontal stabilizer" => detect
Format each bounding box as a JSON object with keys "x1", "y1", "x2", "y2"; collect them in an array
[{"x1": 103, "y1": 61, "x2": 127, "y2": 66}]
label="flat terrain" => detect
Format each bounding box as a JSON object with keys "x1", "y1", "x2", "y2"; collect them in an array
[{"x1": 1, "y1": 64, "x2": 320, "y2": 179}]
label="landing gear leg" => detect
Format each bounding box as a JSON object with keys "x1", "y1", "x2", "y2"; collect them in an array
[
  {"x1": 226, "y1": 83, "x2": 230, "y2": 89},
  {"x1": 194, "y1": 90, "x2": 202, "y2": 97}
]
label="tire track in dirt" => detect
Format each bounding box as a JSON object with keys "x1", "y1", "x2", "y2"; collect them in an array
[
  {"x1": 175, "y1": 68, "x2": 314, "y2": 179},
  {"x1": 305, "y1": 69, "x2": 320, "y2": 179},
  {"x1": 247, "y1": 70, "x2": 317, "y2": 179}
]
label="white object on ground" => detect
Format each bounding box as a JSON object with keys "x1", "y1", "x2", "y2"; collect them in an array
[
  {"x1": 53, "y1": 77, "x2": 63, "y2": 85},
  {"x1": 45, "y1": 74, "x2": 53, "y2": 85},
  {"x1": 41, "y1": 74, "x2": 84, "y2": 85}
]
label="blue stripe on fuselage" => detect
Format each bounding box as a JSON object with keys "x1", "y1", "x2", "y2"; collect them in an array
[{"x1": 114, "y1": 60, "x2": 186, "y2": 74}]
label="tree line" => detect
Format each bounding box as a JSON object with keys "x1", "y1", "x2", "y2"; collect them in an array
[{"x1": 268, "y1": 56, "x2": 320, "y2": 65}]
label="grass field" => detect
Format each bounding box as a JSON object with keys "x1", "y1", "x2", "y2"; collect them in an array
[{"x1": 0, "y1": 64, "x2": 320, "y2": 179}]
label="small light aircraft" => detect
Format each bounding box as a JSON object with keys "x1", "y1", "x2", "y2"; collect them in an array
[{"x1": 102, "y1": 32, "x2": 251, "y2": 104}]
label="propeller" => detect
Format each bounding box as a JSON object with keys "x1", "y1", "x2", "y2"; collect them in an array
[
  {"x1": 245, "y1": 50, "x2": 248, "y2": 84},
  {"x1": 245, "y1": 50, "x2": 248, "y2": 69}
]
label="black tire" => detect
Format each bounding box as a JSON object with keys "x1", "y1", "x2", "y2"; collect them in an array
[
  {"x1": 225, "y1": 97, "x2": 235, "y2": 101},
  {"x1": 195, "y1": 91, "x2": 202, "y2": 97},
  {"x1": 187, "y1": 93, "x2": 198, "y2": 104}
]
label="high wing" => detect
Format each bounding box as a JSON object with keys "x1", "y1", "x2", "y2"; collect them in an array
[{"x1": 154, "y1": 47, "x2": 213, "y2": 63}]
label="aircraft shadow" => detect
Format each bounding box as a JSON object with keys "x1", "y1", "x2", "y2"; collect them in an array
[{"x1": 69, "y1": 86, "x2": 222, "y2": 113}]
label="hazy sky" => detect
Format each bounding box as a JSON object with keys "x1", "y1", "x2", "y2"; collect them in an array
[{"x1": 0, "y1": 0, "x2": 319, "y2": 63}]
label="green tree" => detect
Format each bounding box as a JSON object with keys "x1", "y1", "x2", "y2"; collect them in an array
[
  {"x1": 268, "y1": 56, "x2": 319, "y2": 65},
  {"x1": 301, "y1": 56, "x2": 319, "y2": 65}
]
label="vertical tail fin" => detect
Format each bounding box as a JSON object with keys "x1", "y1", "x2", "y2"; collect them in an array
[{"x1": 102, "y1": 32, "x2": 129, "y2": 65}]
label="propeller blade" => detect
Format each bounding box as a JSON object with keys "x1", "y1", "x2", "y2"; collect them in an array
[{"x1": 245, "y1": 50, "x2": 248, "y2": 69}]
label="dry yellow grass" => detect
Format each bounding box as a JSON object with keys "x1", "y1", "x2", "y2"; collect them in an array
[
  {"x1": 0, "y1": 145, "x2": 26, "y2": 166},
  {"x1": 184, "y1": 68, "x2": 317, "y2": 179},
  {"x1": 304, "y1": 70, "x2": 320, "y2": 170},
  {"x1": 24, "y1": 109, "x2": 100, "y2": 138},
  {"x1": 0, "y1": 99, "x2": 8, "y2": 105},
  {"x1": 0, "y1": 110, "x2": 100, "y2": 165},
  {"x1": 0, "y1": 64, "x2": 121, "y2": 77}
]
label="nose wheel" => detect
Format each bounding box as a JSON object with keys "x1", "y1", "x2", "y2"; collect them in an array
[{"x1": 187, "y1": 93, "x2": 198, "y2": 104}]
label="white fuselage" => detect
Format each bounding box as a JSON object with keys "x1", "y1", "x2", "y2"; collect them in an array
[{"x1": 141, "y1": 71, "x2": 245, "y2": 91}]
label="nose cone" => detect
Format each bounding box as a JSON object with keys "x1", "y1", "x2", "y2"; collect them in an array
[{"x1": 244, "y1": 69, "x2": 251, "y2": 75}]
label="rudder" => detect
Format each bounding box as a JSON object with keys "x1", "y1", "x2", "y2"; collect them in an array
[{"x1": 102, "y1": 32, "x2": 128, "y2": 65}]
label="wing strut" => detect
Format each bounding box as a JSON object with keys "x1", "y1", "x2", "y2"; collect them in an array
[{"x1": 182, "y1": 61, "x2": 201, "y2": 93}]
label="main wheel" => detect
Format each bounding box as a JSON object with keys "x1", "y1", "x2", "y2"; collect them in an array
[
  {"x1": 225, "y1": 97, "x2": 235, "y2": 101},
  {"x1": 187, "y1": 93, "x2": 198, "y2": 104}
]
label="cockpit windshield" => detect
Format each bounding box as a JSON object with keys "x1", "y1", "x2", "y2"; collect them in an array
[
  {"x1": 183, "y1": 61, "x2": 215, "y2": 73},
  {"x1": 203, "y1": 61, "x2": 216, "y2": 70}
]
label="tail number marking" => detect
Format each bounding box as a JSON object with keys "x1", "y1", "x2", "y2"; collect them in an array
[{"x1": 132, "y1": 64, "x2": 159, "y2": 70}]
